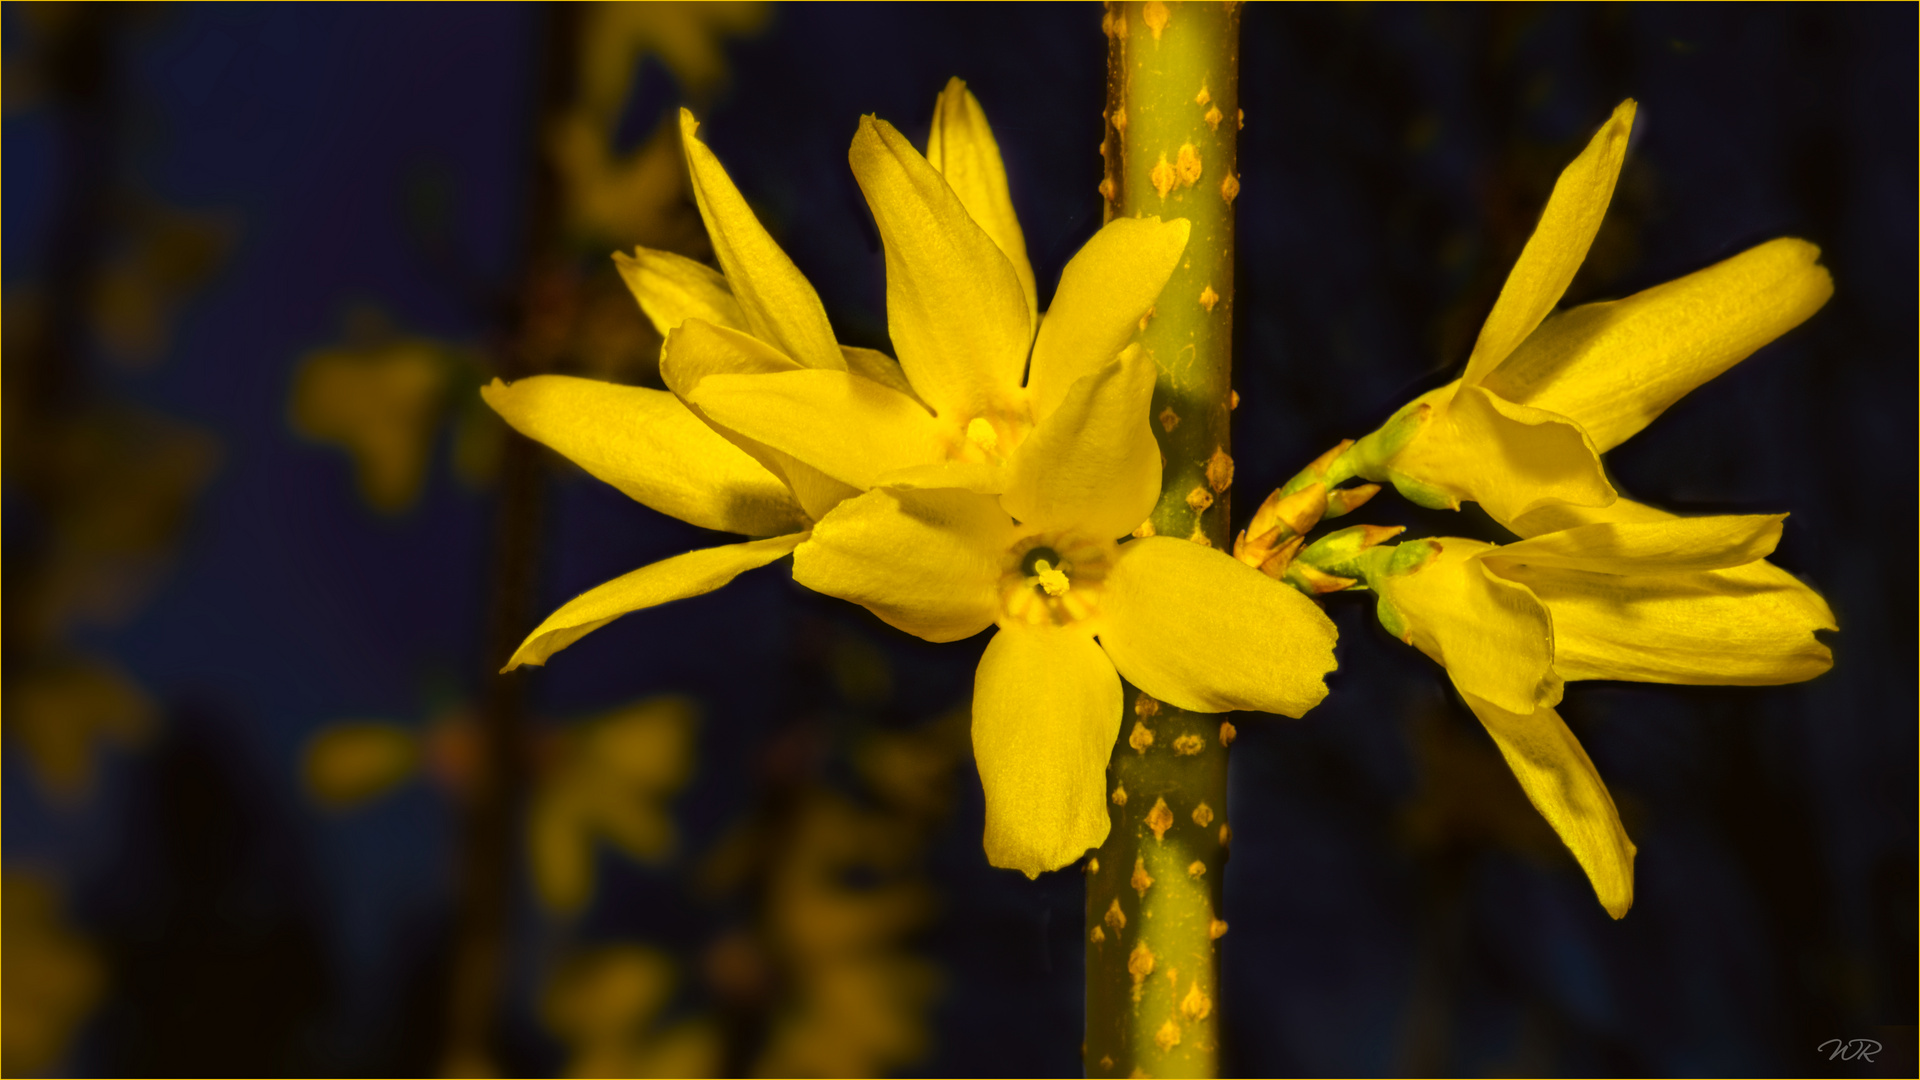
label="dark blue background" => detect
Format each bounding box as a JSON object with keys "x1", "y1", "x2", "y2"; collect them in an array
[{"x1": 4, "y1": 3, "x2": 1913, "y2": 1075}]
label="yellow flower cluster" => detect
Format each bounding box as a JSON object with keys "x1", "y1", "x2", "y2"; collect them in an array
[
  {"x1": 484, "y1": 80, "x2": 1337, "y2": 878},
  {"x1": 1331, "y1": 101, "x2": 1836, "y2": 917}
]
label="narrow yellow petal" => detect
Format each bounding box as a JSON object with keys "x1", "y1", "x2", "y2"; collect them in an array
[
  {"x1": 872, "y1": 460, "x2": 1006, "y2": 494},
  {"x1": 660, "y1": 319, "x2": 861, "y2": 521},
  {"x1": 1392, "y1": 382, "x2": 1614, "y2": 523},
  {"x1": 849, "y1": 115, "x2": 1031, "y2": 419},
  {"x1": 659, "y1": 317, "x2": 803, "y2": 397},
  {"x1": 792, "y1": 488, "x2": 1010, "y2": 643},
  {"x1": 481, "y1": 375, "x2": 806, "y2": 537},
  {"x1": 1462, "y1": 100, "x2": 1636, "y2": 387},
  {"x1": 679, "y1": 109, "x2": 844, "y2": 371},
  {"x1": 1501, "y1": 496, "x2": 1836, "y2": 685},
  {"x1": 1458, "y1": 684, "x2": 1636, "y2": 918},
  {"x1": 927, "y1": 77, "x2": 1038, "y2": 331},
  {"x1": 504, "y1": 533, "x2": 807, "y2": 670},
  {"x1": 612, "y1": 245, "x2": 746, "y2": 338},
  {"x1": 1489, "y1": 514, "x2": 1785, "y2": 575},
  {"x1": 687, "y1": 368, "x2": 946, "y2": 491},
  {"x1": 1504, "y1": 492, "x2": 1675, "y2": 537},
  {"x1": 1002, "y1": 346, "x2": 1159, "y2": 538},
  {"x1": 1510, "y1": 560, "x2": 1835, "y2": 685},
  {"x1": 973, "y1": 627, "x2": 1121, "y2": 877},
  {"x1": 1485, "y1": 237, "x2": 1834, "y2": 451},
  {"x1": 841, "y1": 344, "x2": 925, "y2": 406},
  {"x1": 1098, "y1": 537, "x2": 1337, "y2": 716},
  {"x1": 1381, "y1": 539, "x2": 1561, "y2": 714},
  {"x1": 1025, "y1": 217, "x2": 1191, "y2": 422}
]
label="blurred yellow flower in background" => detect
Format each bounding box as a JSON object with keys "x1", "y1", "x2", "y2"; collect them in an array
[
  {"x1": 528, "y1": 697, "x2": 699, "y2": 915},
  {"x1": 2, "y1": 875, "x2": 104, "y2": 1075},
  {"x1": 543, "y1": 945, "x2": 721, "y2": 1079},
  {"x1": 290, "y1": 327, "x2": 458, "y2": 513}
]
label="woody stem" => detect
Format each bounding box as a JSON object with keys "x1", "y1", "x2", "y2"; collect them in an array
[{"x1": 1087, "y1": 4, "x2": 1240, "y2": 1077}]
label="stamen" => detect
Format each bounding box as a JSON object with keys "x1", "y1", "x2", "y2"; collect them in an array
[
  {"x1": 965, "y1": 417, "x2": 999, "y2": 453},
  {"x1": 1031, "y1": 559, "x2": 1071, "y2": 597}
]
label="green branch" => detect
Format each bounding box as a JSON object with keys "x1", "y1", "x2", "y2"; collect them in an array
[{"x1": 1087, "y1": 5, "x2": 1240, "y2": 1076}]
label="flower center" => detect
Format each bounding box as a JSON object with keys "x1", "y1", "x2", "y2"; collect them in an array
[
  {"x1": 945, "y1": 403, "x2": 1032, "y2": 466},
  {"x1": 999, "y1": 533, "x2": 1116, "y2": 629}
]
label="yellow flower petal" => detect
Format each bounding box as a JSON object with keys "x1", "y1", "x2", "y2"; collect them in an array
[
  {"x1": 679, "y1": 109, "x2": 844, "y2": 371},
  {"x1": 687, "y1": 368, "x2": 946, "y2": 491},
  {"x1": 1392, "y1": 382, "x2": 1615, "y2": 522},
  {"x1": 841, "y1": 344, "x2": 925, "y2": 406},
  {"x1": 1488, "y1": 514, "x2": 1785, "y2": 575},
  {"x1": 1381, "y1": 539, "x2": 1562, "y2": 714},
  {"x1": 1462, "y1": 100, "x2": 1636, "y2": 387},
  {"x1": 1509, "y1": 560, "x2": 1835, "y2": 685},
  {"x1": 481, "y1": 375, "x2": 806, "y2": 537},
  {"x1": 927, "y1": 77, "x2": 1038, "y2": 332},
  {"x1": 1025, "y1": 217, "x2": 1191, "y2": 423},
  {"x1": 612, "y1": 245, "x2": 747, "y2": 338},
  {"x1": 1485, "y1": 237, "x2": 1834, "y2": 451},
  {"x1": 1002, "y1": 345, "x2": 1159, "y2": 538},
  {"x1": 1097, "y1": 537, "x2": 1337, "y2": 716},
  {"x1": 1500, "y1": 497, "x2": 1835, "y2": 685},
  {"x1": 1458, "y1": 683, "x2": 1636, "y2": 919},
  {"x1": 849, "y1": 115, "x2": 1031, "y2": 420},
  {"x1": 660, "y1": 319, "x2": 860, "y2": 521},
  {"x1": 660, "y1": 317, "x2": 803, "y2": 391},
  {"x1": 972, "y1": 627, "x2": 1121, "y2": 877},
  {"x1": 872, "y1": 460, "x2": 1006, "y2": 494},
  {"x1": 792, "y1": 488, "x2": 1010, "y2": 643},
  {"x1": 504, "y1": 533, "x2": 807, "y2": 670}
]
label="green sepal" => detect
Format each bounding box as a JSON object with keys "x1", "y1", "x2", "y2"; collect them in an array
[
  {"x1": 1375, "y1": 592, "x2": 1411, "y2": 643},
  {"x1": 1345, "y1": 400, "x2": 1433, "y2": 480},
  {"x1": 1386, "y1": 468, "x2": 1460, "y2": 511}
]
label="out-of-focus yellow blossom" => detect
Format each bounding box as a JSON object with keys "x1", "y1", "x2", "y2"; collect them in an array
[
  {"x1": 301, "y1": 721, "x2": 420, "y2": 809},
  {"x1": 90, "y1": 201, "x2": 232, "y2": 367},
  {"x1": 290, "y1": 331, "x2": 457, "y2": 513},
  {"x1": 754, "y1": 792, "x2": 942, "y2": 1078},
  {"x1": 1353, "y1": 99, "x2": 1834, "y2": 525},
  {"x1": 544, "y1": 945, "x2": 721, "y2": 1079},
  {"x1": 301, "y1": 697, "x2": 696, "y2": 915},
  {"x1": 529, "y1": 697, "x2": 699, "y2": 914},
  {"x1": 555, "y1": 2, "x2": 767, "y2": 248},
  {"x1": 7, "y1": 656, "x2": 155, "y2": 800},
  {"x1": 1341, "y1": 511, "x2": 1833, "y2": 917},
  {"x1": 2, "y1": 875, "x2": 104, "y2": 1075},
  {"x1": 484, "y1": 79, "x2": 1192, "y2": 670}
]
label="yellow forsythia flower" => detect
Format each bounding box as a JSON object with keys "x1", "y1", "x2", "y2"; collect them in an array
[
  {"x1": 1368, "y1": 511, "x2": 1833, "y2": 917},
  {"x1": 482, "y1": 79, "x2": 1191, "y2": 670},
  {"x1": 1321, "y1": 99, "x2": 1838, "y2": 919},
  {"x1": 1358, "y1": 100, "x2": 1834, "y2": 525},
  {"x1": 791, "y1": 437, "x2": 1336, "y2": 875},
  {"x1": 606, "y1": 80, "x2": 1335, "y2": 876}
]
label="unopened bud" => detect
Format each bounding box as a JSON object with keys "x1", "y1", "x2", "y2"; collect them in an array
[
  {"x1": 1284, "y1": 560, "x2": 1358, "y2": 595},
  {"x1": 1324, "y1": 482, "x2": 1381, "y2": 519},
  {"x1": 1346, "y1": 401, "x2": 1434, "y2": 479},
  {"x1": 1297, "y1": 523, "x2": 1407, "y2": 579}
]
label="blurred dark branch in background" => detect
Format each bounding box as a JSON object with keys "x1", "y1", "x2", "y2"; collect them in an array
[{"x1": 440, "y1": 4, "x2": 581, "y2": 1073}]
